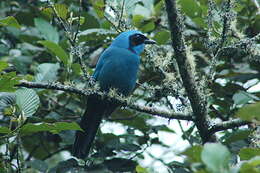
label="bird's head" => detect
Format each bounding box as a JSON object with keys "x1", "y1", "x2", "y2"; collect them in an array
[{"x1": 111, "y1": 30, "x2": 156, "y2": 55}]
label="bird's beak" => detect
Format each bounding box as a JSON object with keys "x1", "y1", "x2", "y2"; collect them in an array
[{"x1": 144, "y1": 39, "x2": 156, "y2": 44}]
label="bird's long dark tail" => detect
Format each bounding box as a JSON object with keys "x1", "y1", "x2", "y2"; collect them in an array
[{"x1": 72, "y1": 95, "x2": 117, "y2": 159}]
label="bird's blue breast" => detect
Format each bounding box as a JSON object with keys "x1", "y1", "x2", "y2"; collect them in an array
[{"x1": 93, "y1": 46, "x2": 140, "y2": 96}]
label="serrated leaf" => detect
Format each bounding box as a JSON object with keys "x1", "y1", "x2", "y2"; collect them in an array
[
  {"x1": 235, "y1": 102, "x2": 260, "y2": 121},
  {"x1": 15, "y1": 88, "x2": 40, "y2": 117},
  {"x1": 0, "y1": 16, "x2": 21, "y2": 29},
  {"x1": 20, "y1": 122, "x2": 82, "y2": 135},
  {"x1": 0, "y1": 61, "x2": 8, "y2": 72},
  {"x1": 34, "y1": 18, "x2": 59, "y2": 43},
  {"x1": 35, "y1": 63, "x2": 60, "y2": 82},
  {"x1": 54, "y1": 4, "x2": 68, "y2": 20},
  {"x1": 38, "y1": 41, "x2": 68, "y2": 65},
  {"x1": 239, "y1": 148, "x2": 260, "y2": 161},
  {"x1": 0, "y1": 72, "x2": 20, "y2": 92},
  {"x1": 201, "y1": 143, "x2": 231, "y2": 173},
  {"x1": 0, "y1": 92, "x2": 16, "y2": 116}
]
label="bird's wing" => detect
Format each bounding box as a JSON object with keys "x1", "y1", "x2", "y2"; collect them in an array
[{"x1": 92, "y1": 47, "x2": 112, "y2": 80}]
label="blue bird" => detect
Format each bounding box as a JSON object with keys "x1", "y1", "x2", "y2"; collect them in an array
[{"x1": 73, "y1": 30, "x2": 156, "y2": 159}]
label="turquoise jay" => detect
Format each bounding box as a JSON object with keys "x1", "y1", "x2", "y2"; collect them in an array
[{"x1": 73, "y1": 30, "x2": 156, "y2": 159}]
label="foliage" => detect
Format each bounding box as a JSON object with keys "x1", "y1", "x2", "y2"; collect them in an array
[{"x1": 0, "y1": 0, "x2": 259, "y2": 172}]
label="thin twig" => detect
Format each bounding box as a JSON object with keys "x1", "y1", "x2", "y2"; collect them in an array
[
  {"x1": 117, "y1": 0, "x2": 125, "y2": 29},
  {"x1": 104, "y1": 15, "x2": 121, "y2": 32},
  {"x1": 73, "y1": 0, "x2": 82, "y2": 42},
  {"x1": 49, "y1": 3, "x2": 75, "y2": 46}
]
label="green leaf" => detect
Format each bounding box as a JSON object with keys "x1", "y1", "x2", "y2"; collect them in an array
[
  {"x1": 34, "y1": 18, "x2": 59, "y2": 43},
  {"x1": 240, "y1": 156, "x2": 260, "y2": 173},
  {"x1": 0, "y1": 72, "x2": 20, "y2": 92},
  {"x1": 48, "y1": 159, "x2": 78, "y2": 173},
  {"x1": 201, "y1": 143, "x2": 231, "y2": 173},
  {"x1": 118, "y1": 143, "x2": 141, "y2": 152},
  {"x1": 178, "y1": 0, "x2": 202, "y2": 18},
  {"x1": 0, "y1": 127, "x2": 11, "y2": 134},
  {"x1": 90, "y1": 0, "x2": 105, "y2": 18},
  {"x1": 0, "y1": 16, "x2": 21, "y2": 29},
  {"x1": 154, "y1": 0, "x2": 164, "y2": 16},
  {"x1": 71, "y1": 63, "x2": 81, "y2": 76},
  {"x1": 20, "y1": 122, "x2": 82, "y2": 135},
  {"x1": 133, "y1": 15, "x2": 145, "y2": 28},
  {"x1": 224, "y1": 130, "x2": 253, "y2": 144},
  {"x1": 54, "y1": 4, "x2": 68, "y2": 20},
  {"x1": 232, "y1": 91, "x2": 258, "y2": 105},
  {"x1": 104, "y1": 158, "x2": 138, "y2": 172},
  {"x1": 141, "y1": 21, "x2": 155, "y2": 33},
  {"x1": 35, "y1": 63, "x2": 60, "y2": 82},
  {"x1": 0, "y1": 92, "x2": 16, "y2": 116},
  {"x1": 78, "y1": 28, "x2": 117, "y2": 44},
  {"x1": 235, "y1": 102, "x2": 260, "y2": 121},
  {"x1": 154, "y1": 30, "x2": 171, "y2": 45},
  {"x1": 26, "y1": 160, "x2": 48, "y2": 172},
  {"x1": 0, "y1": 61, "x2": 8, "y2": 72},
  {"x1": 15, "y1": 88, "x2": 40, "y2": 117},
  {"x1": 182, "y1": 145, "x2": 203, "y2": 163},
  {"x1": 38, "y1": 40, "x2": 68, "y2": 65},
  {"x1": 136, "y1": 165, "x2": 149, "y2": 173},
  {"x1": 239, "y1": 148, "x2": 260, "y2": 161}
]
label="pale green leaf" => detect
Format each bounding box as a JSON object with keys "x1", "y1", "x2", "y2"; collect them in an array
[
  {"x1": 15, "y1": 88, "x2": 40, "y2": 117},
  {"x1": 201, "y1": 143, "x2": 231, "y2": 173},
  {"x1": 34, "y1": 18, "x2": 59, "y2": 43},
  {"x1": 0, "y1": 16, "x2": 21, "y2": 29},
  {"x1": 38, "y1": 40, "x2": 68, "y2": 65},
  {"x1": 35, "y1": 63, "x2": 60, "y2": 82}
]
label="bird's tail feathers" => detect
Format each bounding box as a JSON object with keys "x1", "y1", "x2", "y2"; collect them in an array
[{"x1": 72, "y1": 96, "x2": 106, "y2": 159}]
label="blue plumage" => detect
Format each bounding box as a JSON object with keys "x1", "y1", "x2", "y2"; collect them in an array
[{"x1": 73, "y1": 30, "x2": 155, "y2": 159}]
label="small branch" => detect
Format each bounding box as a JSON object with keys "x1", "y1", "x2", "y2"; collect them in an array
[
  {"x1": 209, "y1": 119, "x2": 250, "y2": 135},
  {"x1": 49, "y1": 3, "x2": 75, "y2": 47},
  {"x1": 128, "y1": 104, "x2": 193, "y2": 121},
  {"x1": 165, "y1": 0, "x2": 216, "y2": 142},
  {"x1": 73, "y1": 0, "x2": 82, "y2": 42},
  {"x1": 104, "y1": 15, "x2": 121, "y2": 32},
  {"x1": 214, "y1": 0, "x2": 231, "y2": 55},
  {"x1": 17, "y1": 81, "x2": 193, "y2": 121},
  {"x1": 220, "y1": 32, "x2": 260, "y2": 53},
  {"x1": 117, "y1": 0, "x2": 125, "y2": 29}
]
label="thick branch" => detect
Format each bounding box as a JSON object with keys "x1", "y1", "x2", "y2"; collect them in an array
[
  {"x1": 209, "y1": 119, "x2": 250, "y2": 135},
  {"x1": 165, "y1": 0, "x2": 216, "y2": 142},
  {"x1": 17, "y1": 81, "x2": 193, "y2": 121}
]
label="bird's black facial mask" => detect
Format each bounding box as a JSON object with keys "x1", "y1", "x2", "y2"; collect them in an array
[{"x1": 129, "y1": 33, "x2": 156, "y2": 47}]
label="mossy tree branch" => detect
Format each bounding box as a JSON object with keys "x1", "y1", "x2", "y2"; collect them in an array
[{"x1": 164, "y1": 0, "x2": 216, "y2": 143}]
